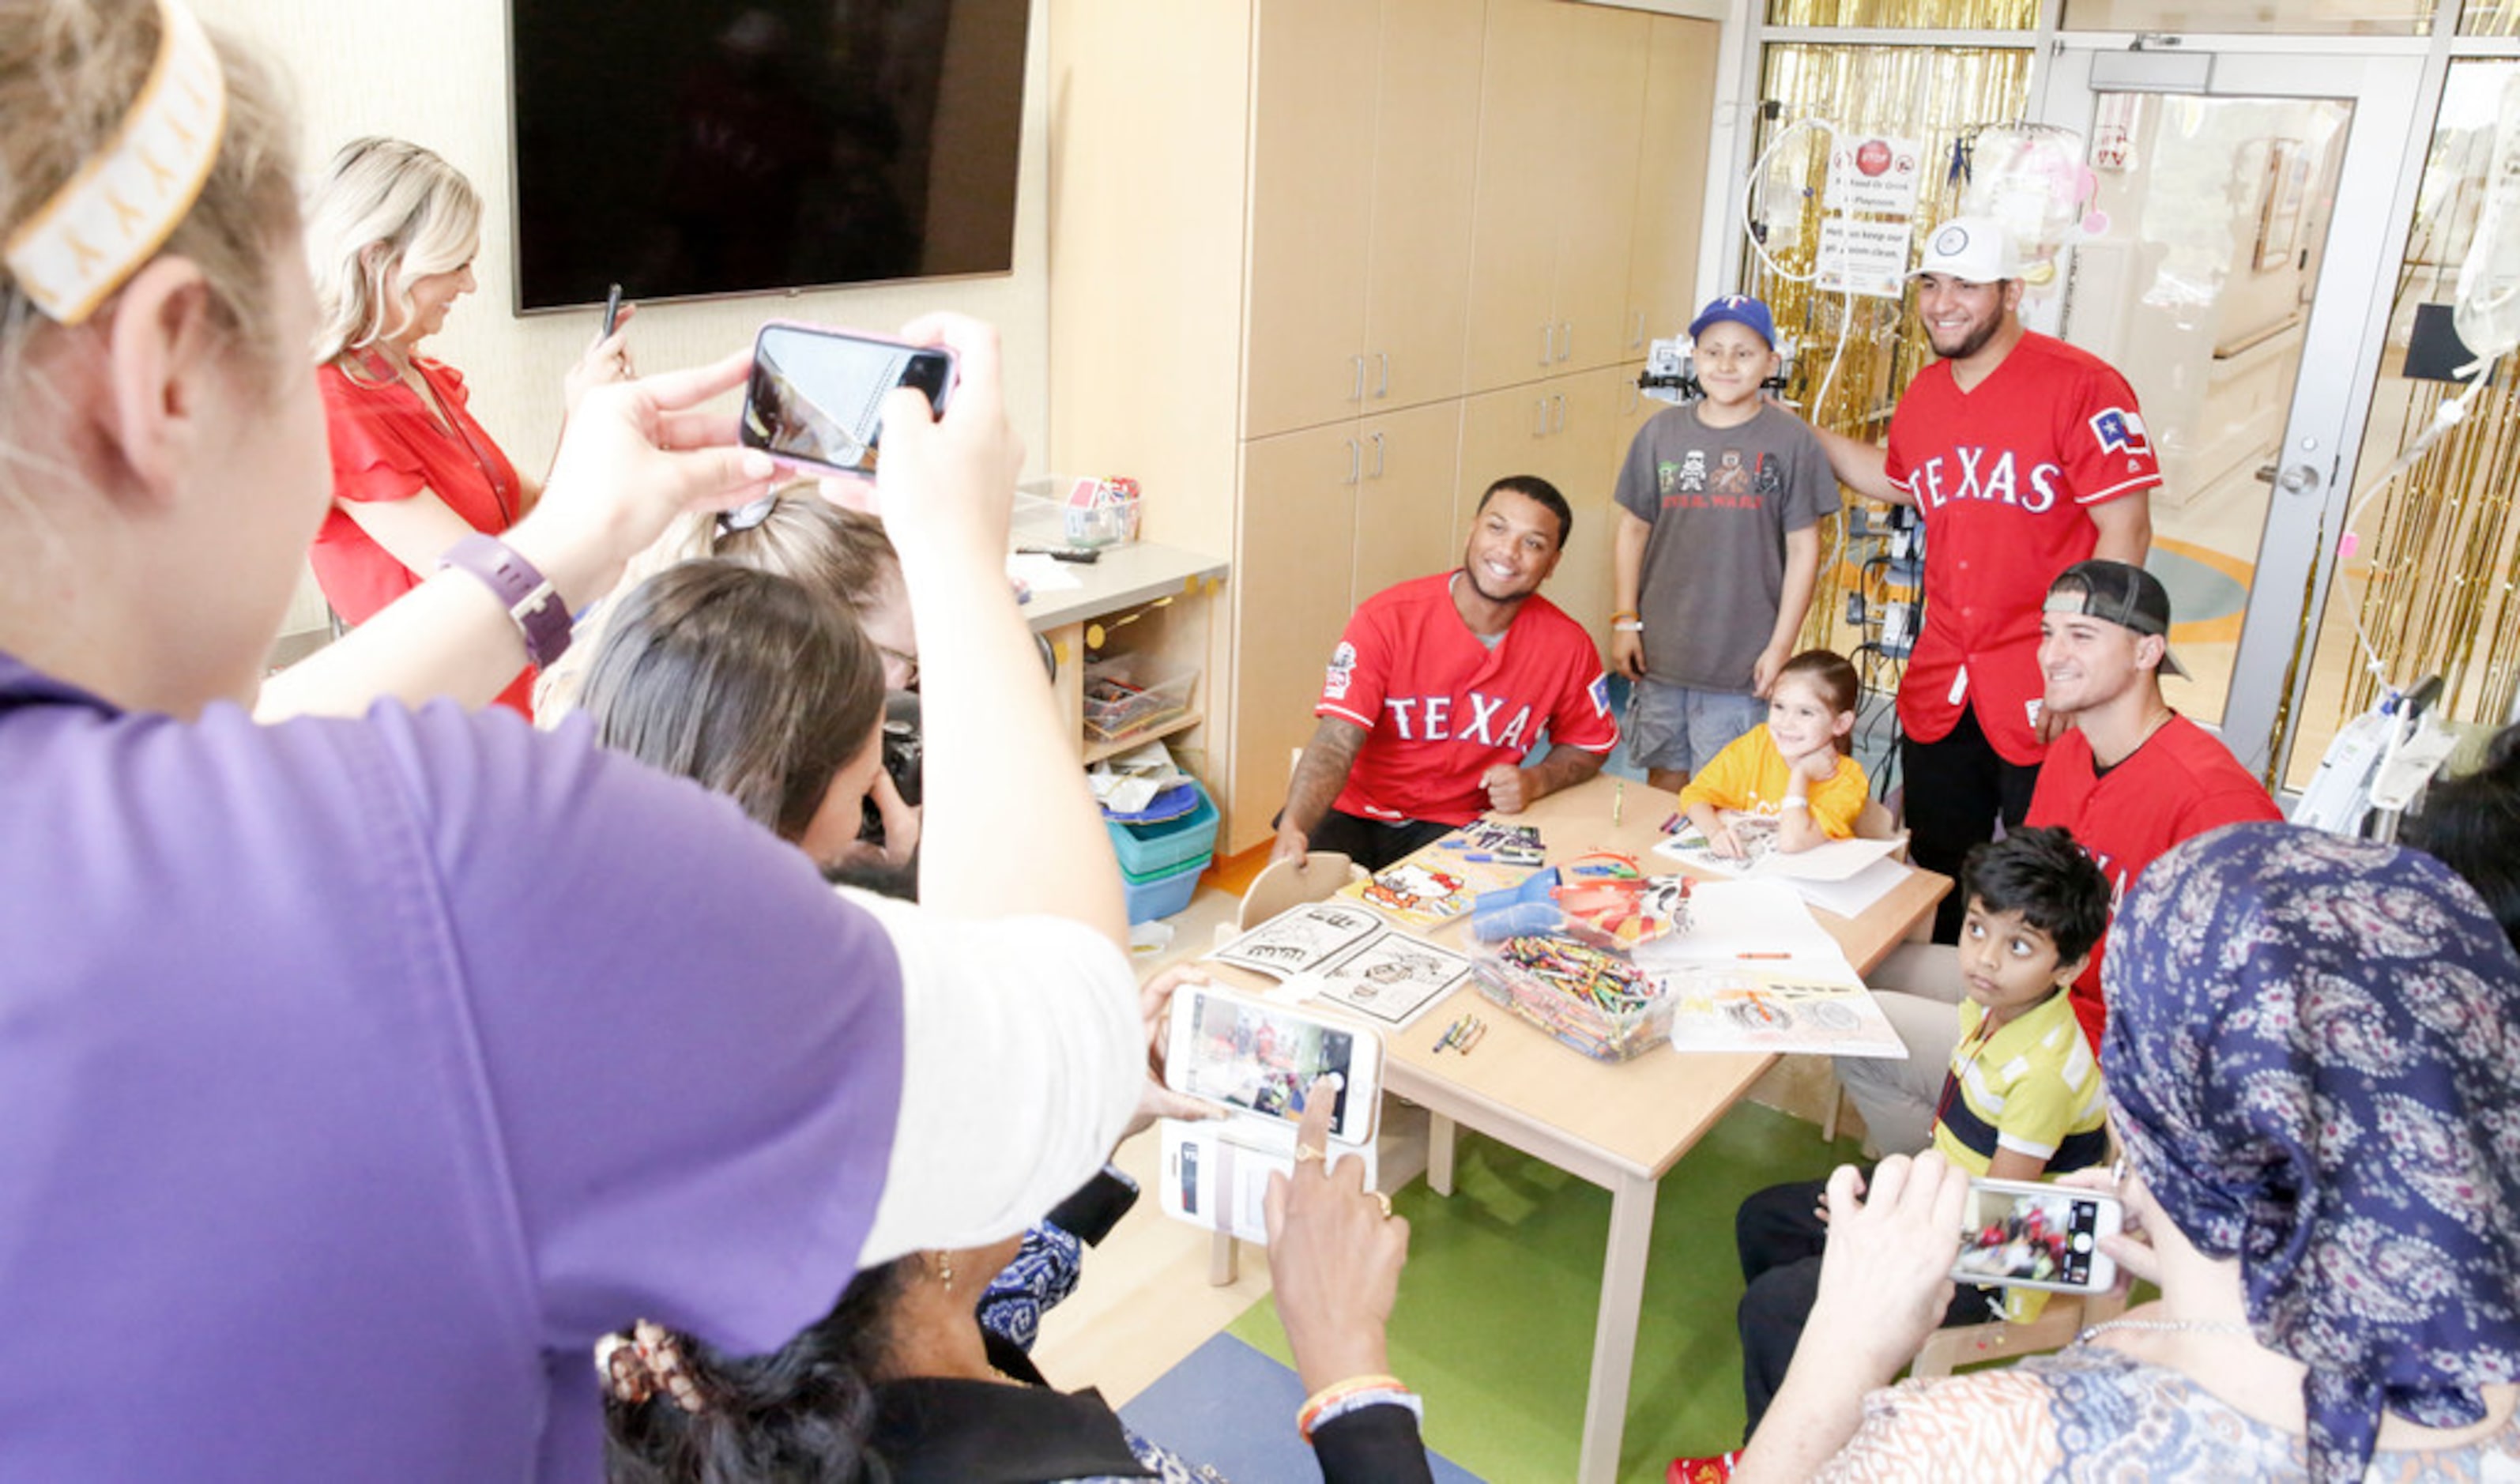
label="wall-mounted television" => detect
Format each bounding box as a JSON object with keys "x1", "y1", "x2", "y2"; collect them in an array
[{"x1": 506, "y1": 0, "x2": 1029, "y2": 314}]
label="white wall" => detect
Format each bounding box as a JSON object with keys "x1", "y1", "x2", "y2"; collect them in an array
[{"x1": 198, "y1": 0, "x2": 1052, "y2": 488}]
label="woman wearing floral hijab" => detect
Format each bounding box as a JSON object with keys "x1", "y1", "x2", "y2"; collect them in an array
[{"x1": 1727, "y1": 823, "x2": 2520, "y2": 1482}]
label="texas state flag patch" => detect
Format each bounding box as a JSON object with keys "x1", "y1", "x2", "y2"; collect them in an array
[
  {"x1": 2089, "y1": 407, "x2": 2149, "y2": 457},
  {"x1": 1589, "y1": 673, "x2": 1611, "y2": 716}
]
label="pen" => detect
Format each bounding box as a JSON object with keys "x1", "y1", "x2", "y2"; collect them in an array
[{"x1": 1614, "y1": 780, "x2": 1625, "y2": 827}]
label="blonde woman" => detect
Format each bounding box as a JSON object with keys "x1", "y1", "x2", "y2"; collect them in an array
[{"x1": 304, "y1": 135, "x2": 630, "y2": 714}]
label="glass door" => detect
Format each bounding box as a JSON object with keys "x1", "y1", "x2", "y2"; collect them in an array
[{"x1": 2032, "y1": 44, "x2": 2428, "y2": 778}]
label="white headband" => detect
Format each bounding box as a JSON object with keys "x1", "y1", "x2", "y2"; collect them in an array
[{"x1": 4, "y1": 0, "x2": 226, "y2": 325}]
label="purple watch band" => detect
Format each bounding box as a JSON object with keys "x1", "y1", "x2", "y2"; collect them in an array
[{"x1": 439, "y1": 533, "x2": 572, "y2": 669}]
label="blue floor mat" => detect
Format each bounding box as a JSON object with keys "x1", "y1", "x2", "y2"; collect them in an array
[{"x1": 1121, "y1": 1331, "x2": 1486, "y2": 1483}]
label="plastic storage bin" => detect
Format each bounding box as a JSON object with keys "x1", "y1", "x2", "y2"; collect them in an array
[
  {"x1": 1083, "y1": 656, "x2": 1198, "y2": 744},
  {"x1": 1123, "y1": 853, "x2": 1207, "y2": 924},
  {"x1": 1471, "y1": 932, "x2": 1673, "y2": 1062},
  {"x1": 1106, "y1": 783, "x2": 1220, "y2": 879}
]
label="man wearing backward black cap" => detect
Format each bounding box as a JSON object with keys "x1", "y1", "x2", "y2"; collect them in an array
[{"x1": 1837, "y1": 559, "x2": 2281, "y2": 1156}]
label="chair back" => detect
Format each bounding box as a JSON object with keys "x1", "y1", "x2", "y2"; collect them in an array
[{"x1": 1237, "y1": 851, "x2": 1363, "y2": 931}]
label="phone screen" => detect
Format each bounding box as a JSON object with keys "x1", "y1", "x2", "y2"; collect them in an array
[
  {"x1": 1177, "y1": 990, "x2": 1356, "y2": 1134},
  {"x1": 1952, "y1": 1184, "x2": 2110, "y2": 1290},
  {"x1": 740, "y1": 324, "x2": 955, "y2": 476}
]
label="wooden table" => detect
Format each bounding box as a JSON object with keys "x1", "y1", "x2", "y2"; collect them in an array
[{"x1": 1238, "y1": 776, "x2": 1948, "y2": 1484}]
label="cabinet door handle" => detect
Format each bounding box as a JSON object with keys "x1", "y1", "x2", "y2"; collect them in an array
[
  {"x1": 1350, "y1": 355, "x2": 1365, "y2": 403},
  {"x1": 1539, "y1": 325, "x2": 1554, "y2": 367},
  {"x1": 1532, "y1": 398, "x2": 1548, "y2": 438},
  {"x1": 1369, "y1": 431, "x2": 1387, "y2": 479},
  {"x1": 1375, "y1": 351, "x2": 1390, "y2": 400},
  {"x1": 1631, "y1": 308, "x2": 1646, "y2": 348},
  {"x1": 1344, "y1": 438, "x2": 1361, "y2": 485},
  {"x1": 1552, "y1": 393, "x2": 1566, "y2": 433},
  {"x1": 1558, "y1": 320, "x2": 1573, "y2": 363}
]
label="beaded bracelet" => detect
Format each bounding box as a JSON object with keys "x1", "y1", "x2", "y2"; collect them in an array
[{"x1": 1296, "y1": 1373, "x2": 1420, "y2": 1443}]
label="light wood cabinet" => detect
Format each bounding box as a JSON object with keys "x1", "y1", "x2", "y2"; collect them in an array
[
  {"x1": 1049, "y1": 0, "x2": 1719, "y2": 853},
  {"x1": 1245, "y1": 0, "x2": 1485, "y2": 440},
  {"x1": 1463, "y1": 0, "x2": 1651, "y2": 393},
  {"x1": 1456, "y1": 363, "x2": 1656, "y2": 637}
]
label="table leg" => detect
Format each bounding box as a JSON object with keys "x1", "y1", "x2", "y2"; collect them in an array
[
  {"x1": 1428, "y1": 1113, "x2": 1456, "y2": 1196},
  {"x1": 1209, "y1": 1229, "x2": 1238, "y2": 1286},
  {"x1": 1576, "y1": 1173, "x2": 1659, "y2": 1484}
]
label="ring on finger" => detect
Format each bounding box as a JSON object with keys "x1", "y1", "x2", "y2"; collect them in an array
[
  {"x1": 1372, "y1": 1192, "x2": 1393, "y2": 1220},
  {"x1": 1293, "y1": 1146, "x2": 1326, "y2": 1166}
]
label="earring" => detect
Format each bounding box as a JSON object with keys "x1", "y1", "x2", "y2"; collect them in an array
[{"x1": 936, "y1": 1252, "x2": 955, "y2": 1291}]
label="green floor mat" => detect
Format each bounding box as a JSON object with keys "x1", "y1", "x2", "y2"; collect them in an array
[{"x1": 1228, "y1": 1099, "x2": 1866, "y2": 1483}]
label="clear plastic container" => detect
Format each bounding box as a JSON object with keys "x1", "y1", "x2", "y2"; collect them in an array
[
  {"x1": 1083, "y1": 656, "x2": 1197, "y2": 743},
  {"x1": 1470, "y1": 932, "x2": 1674, "y2": 1063}
]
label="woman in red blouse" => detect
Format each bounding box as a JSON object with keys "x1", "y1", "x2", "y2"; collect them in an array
[{"x1": 303, "y1": 137, "x2": 628, "y2": 716}]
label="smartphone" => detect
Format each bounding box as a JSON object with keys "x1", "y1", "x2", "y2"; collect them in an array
[
  {"x1": 1162, "y1": 984, "x2": 1383, "y2": 1145},
  {"x1": 1950, "y1": 1177, "x2": 2123, "y2": 1294},
  {"x1": 739, "y1": 322, "x2": 957, "y2": 478},
  {"x1": 1157, "y1": 1118, "x2": 1377, "y2": 1245},
  {"x1": 600, "y1": 283, "x2": 623, "y2": 339}
]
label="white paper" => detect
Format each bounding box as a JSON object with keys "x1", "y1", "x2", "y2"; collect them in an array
[
  {"x1": 1636, "y1": 879, "x2": 1847, "y2": 969},
  {"x1": 1652, "y1": 816, "x2": 1905, "y2": 881},
  {"x1": 1207, "y1": 900, "x2": 1468, "y2": 1031},
  {"x1": 1785, "y1": 857, "x2": 1912, "y2": 920},
  {"x1": 1007, "y1": 552, "x2": 1084, "y2": 591}
]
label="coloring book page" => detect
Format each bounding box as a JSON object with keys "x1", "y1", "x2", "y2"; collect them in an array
[
  {"x1": 1207, "y1": 902, "x2": 1469, "y2": 1031},
  {"x1": 1207, "y1": 900, "x2": 1384, "y2": 980}
]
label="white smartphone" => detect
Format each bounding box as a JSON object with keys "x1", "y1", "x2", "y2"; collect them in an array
[
  {"x1": 738, "y1": 321, "x2": 956, "y2": 478},
  {"x1": 1162, "y1": 983, "x2": 1383, "y2": 1145},
  {"x1": 1157, "y1": 1118, "x2": 1378, "y2": 1245},
  {"x1": 1951, "y1": 1177, "x2": 2123, "y2": 1294}
]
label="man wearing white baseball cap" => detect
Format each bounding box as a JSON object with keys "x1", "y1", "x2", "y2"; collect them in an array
[{"x1": 1813, "y1": 215, "x2": 2160, "y2": 942}]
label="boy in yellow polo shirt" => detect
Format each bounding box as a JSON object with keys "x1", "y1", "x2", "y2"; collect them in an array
[{"x1": 1720, "y1": 826, "x2": 2110, "y2": 1437}]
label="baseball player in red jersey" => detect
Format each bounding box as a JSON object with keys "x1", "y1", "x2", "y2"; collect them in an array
[
  {"x1": 1271, "y1": 476, "x2": 1618, "y2": 872},
  {"x1": 1814, "y1": 217, "x2": 2158, "y2": 941},
  {"x1": 1833, "y1": 560, "x2": 2277, "y2": 1155}
]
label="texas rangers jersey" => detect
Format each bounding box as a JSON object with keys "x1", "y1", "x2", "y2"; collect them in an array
[
  {"x1": 1316, "y1": 572, "x2": 1618, "y2": 827},
  {"x1": 1885, "y1": 332, "x2": 2160, "y2": 764},
  {"x1": 2025, "y1": 714, "x2": 2281, "y2": 1049}
]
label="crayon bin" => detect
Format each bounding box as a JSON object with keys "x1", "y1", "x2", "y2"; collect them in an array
[{"x1": 1470, "y1": 932, "x2": 1674, "y2": 1063}]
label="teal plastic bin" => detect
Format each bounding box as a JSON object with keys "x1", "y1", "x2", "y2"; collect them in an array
[
  {"x1": 1106, "y1": 783, "x2": 1220, "y2": 879},
  {"x1": 1123, "y1": 853, "x2": 1209, "y2": 924}
]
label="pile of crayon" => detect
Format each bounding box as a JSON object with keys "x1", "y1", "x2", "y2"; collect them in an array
[{"x1": 1470, "y1": 932, "x2": 1671, "y2": 1063}]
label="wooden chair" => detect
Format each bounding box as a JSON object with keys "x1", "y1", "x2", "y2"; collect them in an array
[
  {"x1": 1911, "y1": 1286, "x2": 2126, "y2": 1377},
  {"x1": 1234, "y1": 850, "x2": 1363, "y2": 931}
]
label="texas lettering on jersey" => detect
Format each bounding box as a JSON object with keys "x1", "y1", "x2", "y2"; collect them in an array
[
  {"x1": 1901, "y1": 407, "x2": 2149, "y2": 516},
  {"x1": 1379, "y1": 689, "x2": 1542, "y2": 750}
]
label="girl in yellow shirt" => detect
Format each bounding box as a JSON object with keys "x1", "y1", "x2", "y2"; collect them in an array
[{"x1": 1675, "y1": 650, "x2": 1868, "y2": 854}]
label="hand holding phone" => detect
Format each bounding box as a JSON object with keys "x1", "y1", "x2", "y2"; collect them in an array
[
  {"x1": 1162, "y1": 984, "x2": 1383, "y2": 1145},
  {"x1": 1950, "y1": 1177, "x2": 2123, "y2": 1294},
  {"x1": 740, "y1": 321, "x2": 957, "y2": 479}
]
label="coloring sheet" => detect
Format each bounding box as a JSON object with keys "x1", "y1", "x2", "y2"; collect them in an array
[
  {"x1": 1207, "y1": 900, "x2": 1384, "y2": 979},
  {"x1": 1207, "y1": 902, "x2": 1470, "y2": 1030},
  {"x1": 1306, "y1": 933, "x2": 1470, "y2": 1030},
  {"x1": 1661, "y1": 965, "x2": 1908, "y2": 1058},
  {"x1": 1335, "y1": 822, "x2": 1546, "y2": 930}
]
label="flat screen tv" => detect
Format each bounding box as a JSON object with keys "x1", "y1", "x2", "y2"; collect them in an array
[{"x1": 506, "y1": 0, "x2": 1029, "y2": 313}]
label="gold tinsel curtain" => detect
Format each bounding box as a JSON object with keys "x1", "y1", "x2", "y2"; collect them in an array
[{"x1": 1738, "y1": 43, "x2": 2035, "y2": 681}]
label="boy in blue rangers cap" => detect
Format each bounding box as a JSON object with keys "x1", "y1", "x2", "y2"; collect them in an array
[{"x1": 1609, "y1": 296, "x2": 1837, "y2": 792}]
